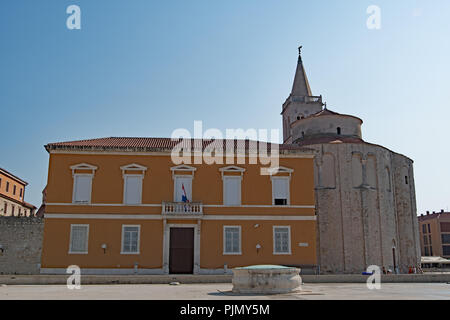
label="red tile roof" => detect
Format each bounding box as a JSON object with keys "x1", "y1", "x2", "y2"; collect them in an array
[
  {"x1": 301, "y1": 108, "x2": 363, "y2": 123},
  {"x1": 295, "y1": 136, "x2": 365, "y2": 147},
  {"x1": 45, "y1": 137, "x2": 312, "y2": 154}
]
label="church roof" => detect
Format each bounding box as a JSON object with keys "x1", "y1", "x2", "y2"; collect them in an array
[
  {"x1": 298, "y1": 108, "x2": 363, "y2": 123},
  {"x1": 295, "y1": 136, "x2": 365, "y2": 147},
  {"x1": 291, "y1": 46, "x2": 313, "y2": 97}
]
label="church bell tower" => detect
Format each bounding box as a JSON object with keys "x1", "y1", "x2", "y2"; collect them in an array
[{"x1": 282, "y1": 46, "x2": 324, "y2": 143}]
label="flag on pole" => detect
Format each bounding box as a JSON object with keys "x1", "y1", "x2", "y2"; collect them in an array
[{"x1": 181, "y1": 183, "x2": 189, "y2": 203}]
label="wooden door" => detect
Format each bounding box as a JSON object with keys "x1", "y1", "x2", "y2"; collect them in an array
[{"x1": 169, "y1": 228, "x2": 194, "y2": 274}]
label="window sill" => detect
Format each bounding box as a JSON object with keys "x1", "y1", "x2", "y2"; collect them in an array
[
  {"x1": 273, "y1": 252, "x2": 292, "y2": 255},
  {"x1": 223, "y1": 252, "x2": 242, "y2": 255},
  {"x1": 68, "y1": 251, "x2": 88, "y2": 255},
  {"x1": 120, "y1": 252, "x2": 140, "y2": 255}
]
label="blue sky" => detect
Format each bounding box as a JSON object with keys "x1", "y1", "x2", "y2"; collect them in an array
[{"x1": 0, "y1": 0, "x2": 449, "y2": 213}]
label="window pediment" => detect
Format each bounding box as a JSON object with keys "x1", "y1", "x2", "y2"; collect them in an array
[
  {"x1": 120, "y1": 163, "x2": 147, "y2": 177},
  {"x1": 268, "y1": 166, "x2": 294, "y2": 177},
  {"x1": 70, "y1": 163, "x2": 97, "y2": 177},
  {"x1": 170, "y1": 165, "x2": 196, "y2": 179},
  {"x1": 219, "y1": 165, "x2": 245, "y2": 179}
]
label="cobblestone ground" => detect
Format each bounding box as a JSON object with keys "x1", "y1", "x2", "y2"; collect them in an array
[{"x1": 0, "y1": 283, "x2": 449, "y2": 300}]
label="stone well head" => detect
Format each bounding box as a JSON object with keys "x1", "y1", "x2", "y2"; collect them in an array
[{"x1": 232, "y1": 265, "x2": 302, "y2": 294}]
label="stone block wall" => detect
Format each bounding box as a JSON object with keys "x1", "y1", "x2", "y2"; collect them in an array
[{"x1": 0, "y1": 217, "x2": 44, "y2": 274}]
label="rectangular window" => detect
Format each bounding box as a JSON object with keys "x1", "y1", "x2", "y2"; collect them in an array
[
  {"x1": 6, "y1": 182, "x2": 9, "y2": 192},
  {"x1": 272, "y1": 177, "x2": 289, "y2": 205},
  {"x1": 69, "y1": 224, "x2": 89, "y2": 254},
  {"x1": 443, "y1": 246, "x2": 450, "y2": 256},
  {"x1": 223, "y1": 176, "x2": 241, "y2": 206},
  {"x1": 427, "y1": 224, "x2": 431, "y2": 233},
  {"x1": 424, "y1": 246, "x2": 429, "y2": 256},
  {"x1": 223, "y1": 226, "x2": 241, "y2": 254},
  {"x1": 13, "y1": 185, "x2": 16, "y2": 195},
  {"x1": 430, "y1": 246, "x2": 433, "y2": 256},
  {"x1": 174, "y1": 176, "x2": 192, "y2": 202},
  {"x1": 273, "y1": 226, "x2": 291, "y2": 254},
  {"x1": 442, "y1": 234, "x2": 450, "y2": 245},
  {"x1": 19, "y1": 188, "x2": 22, "y2": 198},
  {"x1": 72, "y1": 174, "x2": 93, "y2": 204},
  {"x1": 441, "y1": 222, "x2": 450, "y2": 233},
  {"x1": 422, "y1": 224, "x2": 427, "y2": 234},
  {"x1": 3, "y1": 203, "x2": 6, "y2": 215},
  {"x1": 123, "y1": 175, "x2": 143, "y2": 205},
  {"x1": 423, "y1": 235, "x2": 428, "y2": 245},
  {"x1": 121, "y1": 225, "x2": 140, "y2": 254},
  {"x1": 11, "y1": 205, "x2": 15, "y2": 216}
]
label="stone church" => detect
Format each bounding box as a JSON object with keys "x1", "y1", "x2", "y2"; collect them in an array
[{"x1": 282, "y1": 47, "x2": 421, "y2": 274}]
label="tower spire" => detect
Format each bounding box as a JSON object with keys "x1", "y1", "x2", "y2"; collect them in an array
[{"x1": 291, "y1": 45, "x2": 312, "y2": 97}]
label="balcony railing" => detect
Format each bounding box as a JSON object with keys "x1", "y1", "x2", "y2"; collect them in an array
[
  {"x1": 162, "y1": 202, "x2": 203, "y2": 215},
  {"x1": 291, "y1": 95, "x2": 323, "y2": 104}
]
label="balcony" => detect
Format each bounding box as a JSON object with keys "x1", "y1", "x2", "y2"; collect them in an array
[{"x1": 162, "y1": 202, "x2": 203, "y2": 215}]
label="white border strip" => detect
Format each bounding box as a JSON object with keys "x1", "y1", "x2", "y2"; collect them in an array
[
  {"x1": 45, "y1": 203, "x2": 315, "y2": 209},
  {"x1": 45, "y1": 213, "x2": 316, "y2": 221}
]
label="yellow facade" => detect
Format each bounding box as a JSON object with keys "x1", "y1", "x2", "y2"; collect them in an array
[{"x1": 41, "y1": 146, "x2": 317, "y2": 274}]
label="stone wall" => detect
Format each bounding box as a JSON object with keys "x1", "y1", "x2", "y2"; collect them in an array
[
  {"x1": 0, "y1": 217, "x2": 44, "y2": 274},
  {"x1": 310, "y1": 142, "x2": 421, "y2": 274}
]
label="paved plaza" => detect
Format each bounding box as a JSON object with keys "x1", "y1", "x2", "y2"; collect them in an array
[{"x1": 0, "y1": 283, "x2": 449, "y2": 300}]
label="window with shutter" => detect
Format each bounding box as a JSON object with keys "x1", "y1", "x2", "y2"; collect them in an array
[
  {"x1": 69, "y1": 224, "x2": 89, "y2": 254},
  {"x1": 273, "y1": 226, "x2": 291, "y2": 254},
  {"x1": 121, "y1": 225, "x2": 140, "y2": 254},
  {"x1": 123, "y1": 175, "x2": 143, "y2": 205},
  {"x1": 72, "y1": 174, "x2": 93, "y2": 204},
  {"x1": 223, "y1": 226, "x2": 241, "y2": 254},
  {"x1": 223, "y1": 177, "x2": 241, "y2": 206},
  {"x1": 272, "y1": 177, "x2": 289, "y2": 205}
]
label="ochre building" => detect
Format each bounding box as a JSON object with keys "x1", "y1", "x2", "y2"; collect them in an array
[
  {"x1": 0, "y1": 168, "x2": 36, "y2": 217},
  {"x1": 41, "y1": 140, "x2": 317, "y2": 274}
]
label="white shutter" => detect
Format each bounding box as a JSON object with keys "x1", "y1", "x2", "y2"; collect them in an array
[
  {"x1": 224, "y1": 177, "x2": 241, "y2": 206},
  {"x1": 124, "y1": 176, "x2": 142, "y2": 204},
  {"x1": 73, "y1": 175, "x2": 92, "y2": 203},
  {"x1": 70, "y1": 225, "x2": 88, "y2": 253},
  {"x1": 272, "y1": 178, "x2": 289, "y2": 204}
]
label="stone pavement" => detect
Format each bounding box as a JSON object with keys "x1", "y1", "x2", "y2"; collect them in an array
[{"x1": 0, "y1": 283, "x2": 449, "y2": 300}]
